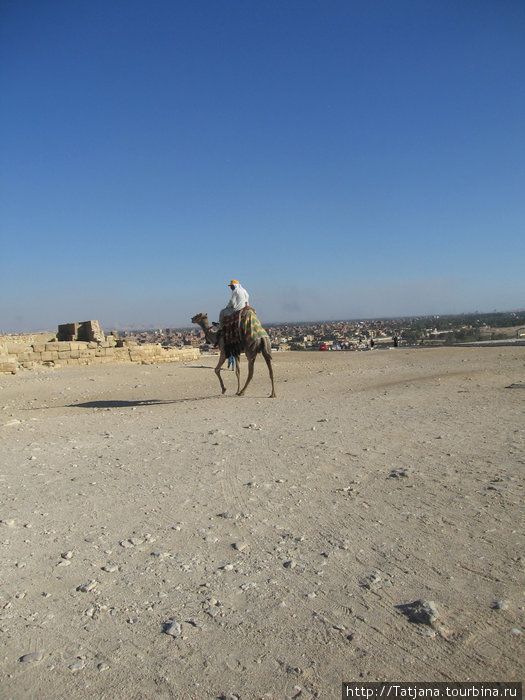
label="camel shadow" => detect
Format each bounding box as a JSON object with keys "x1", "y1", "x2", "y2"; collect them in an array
[
  {"x1": 69, "y1": 396, "x2": 219, "y2": 409},
  {"x1": 181, "y1": 365, "x2": 217, "y2": 370}
]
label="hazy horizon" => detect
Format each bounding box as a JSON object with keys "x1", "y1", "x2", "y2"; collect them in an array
[{"x1": 2, "y1": 305, "x2": 524, "y2": 336}]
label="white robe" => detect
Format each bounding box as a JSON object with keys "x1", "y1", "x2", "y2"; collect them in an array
[{"x1": 220, "y1": 284, "x2": 249, "y2": 322}]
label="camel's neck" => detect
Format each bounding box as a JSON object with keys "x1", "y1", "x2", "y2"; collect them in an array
[{"x1": 199, "y1": 321, "x2": 217, "y2": 345}]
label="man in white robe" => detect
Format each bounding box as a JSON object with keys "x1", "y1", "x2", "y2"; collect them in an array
[{"x1": 219, "y1": 280, "x2": 249, "y2": 324}]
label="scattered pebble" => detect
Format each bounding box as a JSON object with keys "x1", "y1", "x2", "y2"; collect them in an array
[
  {"x1": 389, "y1": 468, "x2": 409, "y2": 478},
  {"x1": 77, "y1": 580, "x2": 97, "y2": 593},
  {"x1": 397, "y1": 599, "x2": 439, "y2": 626},
  {"x1": 101, "y1": 565, "x2": 118, "y2": 573},
  {"x1": 68, "y1": 659, "x2": 85, "y2": 672},
  {"x1": 361, "y1": 570, "x2": 392, "y2": 590},
  {"x1": 19, "y1": 651, "x2": 44, "y2": 663},
  {"x1": 240, "y1": 582, "x2": 257, "y2": 591},
  {"x1": 163, "y1": 621, "x2": 182, "y2": 637},
  {"x1": 232, "y1": 542, "x2": 249, "y2": 552}
]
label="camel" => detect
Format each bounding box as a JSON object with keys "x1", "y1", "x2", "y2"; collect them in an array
[{"x1": 191, "y1": 312, "x2": 276, "y2": 398}]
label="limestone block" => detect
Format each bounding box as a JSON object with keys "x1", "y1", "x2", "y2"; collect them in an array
[
  {"x1": 78, "y1": 320, "x2": 105, "y2": 342},
  {"x1": 41, "y1": 351, "x2": 58, "y2": 361},
  {"x1": 59, "y1": 351, "x2": 71, "y2": 360},
  {"x1": 15, "y1": 352, "x2": 33, "y2": 362},
  {"x1": 0, "y1": 361, "x2": 17, "y2": 374},
  {"x1": 45, "y1": 343, "x2": 59, "y2": 351},
  {"x1": 7, "y1": 343, "x2": 30, "y2": 354},
  {"x1": 57, "y1": 323, "x2": 79, "y2": 341},
  {"x1": 32, "y1": 343, "x2": 47, "y2": 353}
]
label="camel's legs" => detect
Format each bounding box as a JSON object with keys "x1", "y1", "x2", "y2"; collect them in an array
[
  {"x1": 238, "y1": 353, "x2": 256, "y2": 396},
  {"x1": 262, "y1": 347, "x2": 276, "y2": 398},
  {"x1": 215, "y1": 352, "x2": 227, "y2": 394},
  {"x1": 234, "y1": 355, "x2": 241, "y2": 394}
]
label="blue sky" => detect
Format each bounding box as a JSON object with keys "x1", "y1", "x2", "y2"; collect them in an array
[{"x1": 1, "y1": 0, "x2": 524, "y2": 332}]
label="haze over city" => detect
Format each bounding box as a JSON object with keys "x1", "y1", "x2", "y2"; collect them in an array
[{"x1": 2, "y1": 0, "x2": 524, "y2": 333}]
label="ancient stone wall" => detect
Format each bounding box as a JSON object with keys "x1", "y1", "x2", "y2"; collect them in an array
[{"x1": 0, "y1": 323, "x2": 200, "y2": 374}]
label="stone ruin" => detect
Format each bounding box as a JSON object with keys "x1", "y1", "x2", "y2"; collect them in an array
[
  {"x1": 0, "y1": 320, "x2": 200, "y2": 374},
  {"x1": 57, "y1": 320, "x2": 105, "y2": 343}
]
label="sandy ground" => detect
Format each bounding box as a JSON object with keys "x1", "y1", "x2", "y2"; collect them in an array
[{"x1": 0, "y1": 346, "x2": 523, "y2": 699}]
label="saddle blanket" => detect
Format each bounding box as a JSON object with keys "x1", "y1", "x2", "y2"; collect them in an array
[
  {"x1": 222, "y1": 306, "x2": 268, "y2": 356},
  {"x1": 240, "y1": 306, "x2": 268, "y2": 344}
]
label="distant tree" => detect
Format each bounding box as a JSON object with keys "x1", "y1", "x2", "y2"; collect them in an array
[{"x1": 403, "y1": 329, "x2": 425, "y2": 344}]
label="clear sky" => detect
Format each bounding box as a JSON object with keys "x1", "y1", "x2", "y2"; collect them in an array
[{"x1": 1, "y1": 0, "x2": 524, "y2": 332}]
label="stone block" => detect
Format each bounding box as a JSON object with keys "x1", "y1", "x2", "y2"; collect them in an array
[
  {"x1": 41, "y1": 351, "x2": 58, "y2": 361},
  {"x1": 57, "y1": 323, "x2": 79, "y2": 341},
  {"x1": 7, "y1": 343, "x2": 29, "y2": 354},
  {"x1": 58, "y1": 351, "x2": 71, "y2": 360},
  {"x1": 78, "y1": 320, "x2": 105, "y2": 342},
  {"x1": 32, "y1": 344, "x2": 47, "y2": 353},
  {"x1": 0, "y1": 361, "x2": 17, "y2": 374}
]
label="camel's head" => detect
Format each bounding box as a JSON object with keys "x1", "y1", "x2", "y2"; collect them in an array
[{"x1": 191, "y1": 312, "x2": 208, "y2": 325}]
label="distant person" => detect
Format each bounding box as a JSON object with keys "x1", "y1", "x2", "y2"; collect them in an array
[
  {"x1": 227, "y1": 354, "x2": 235, "y2": 371},
  {"x1": 219, "y1": 280, "x2": 250, "y2": 325}
]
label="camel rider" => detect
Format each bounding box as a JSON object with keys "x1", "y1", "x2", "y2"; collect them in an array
[{"x1": 219, "y1": 280, "x2": 249, "y2": 325}]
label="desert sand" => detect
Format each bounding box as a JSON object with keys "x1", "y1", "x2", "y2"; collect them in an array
[{"x1": 1, "y1": 346, "x2": 523, "y2": 699}]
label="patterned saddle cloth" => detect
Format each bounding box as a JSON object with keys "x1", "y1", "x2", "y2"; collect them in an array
[{"x1": 222, "y1": 306, "x2": 268, "y2": 357}]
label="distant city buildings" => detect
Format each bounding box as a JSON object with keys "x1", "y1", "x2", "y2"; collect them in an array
[{"x1": 115, "y1": 311, "x2": 525, "y2": 352}]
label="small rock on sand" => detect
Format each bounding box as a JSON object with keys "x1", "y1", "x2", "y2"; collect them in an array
[
  {"x1": 19, "y1": 651, "x2": 44, "y2": 663},
  {"x1": 163, "y1": 621, "x2": 182, "y2": 637},
  {"x1": 397, "y1": 599, "x2": 439, "y2": 625}
]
